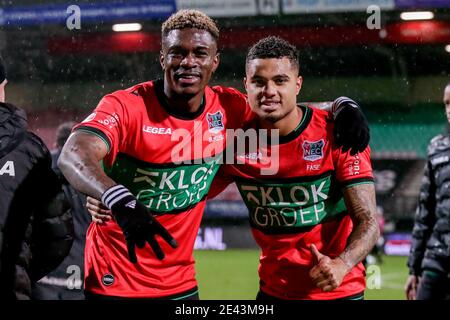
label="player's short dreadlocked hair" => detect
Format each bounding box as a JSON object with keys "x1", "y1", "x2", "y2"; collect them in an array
[
  {"x1": 246, "y1": 36, "x2": 299, "y2": 72},
  {"x1": 162, "y1": 9, "x2": 219, "y2": 41}
]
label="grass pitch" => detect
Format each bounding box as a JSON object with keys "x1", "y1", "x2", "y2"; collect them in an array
[{"x1": 194, "y1": 249, "x2": 408, "y2": 300}]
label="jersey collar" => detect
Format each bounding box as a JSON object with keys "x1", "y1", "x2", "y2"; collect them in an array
[
  {"x1": 277, "y1": 105, "x2": 313, "y2": 144},
  {"x1": 153, "y1": 78, "x2": 206, "y2": 120}
]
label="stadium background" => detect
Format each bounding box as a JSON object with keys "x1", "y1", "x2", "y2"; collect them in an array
[{"x1": 1, "y1": 0, "x2": 449, "y2": 299}]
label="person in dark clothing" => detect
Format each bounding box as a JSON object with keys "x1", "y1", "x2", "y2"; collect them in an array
[
  {"x1": 0, "y1": 55, "x2": 74, "y2": 300},
  {"x1": 405, "y1": 82, "x2": 450, "y2": 300},
  {"x1": 32, "y1": 122, "x2": 91, "y2": 300}
]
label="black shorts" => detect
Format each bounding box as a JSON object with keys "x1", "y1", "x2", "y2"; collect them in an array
[
  {"x1": 85, "y1": 286, "x2": 199, "y2": 300},
  {"x1": 256, "y1": 289, "x2": 364, "y2": 301}
]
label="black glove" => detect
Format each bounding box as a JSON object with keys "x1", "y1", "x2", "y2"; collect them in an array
[
  {"x1": 332, "y1": 97, "x2": 370, "y2": 156},
  {"x1": 102, "y1": 185, "x2": 178, "y2": 263}
]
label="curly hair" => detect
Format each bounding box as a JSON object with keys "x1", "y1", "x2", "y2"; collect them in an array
[
  {"x1": 161, "y1": 9, "x2": 219, "y2": 41},
  {"x1": 246, "y1": 36, "x2": 299, "y2": 71}
]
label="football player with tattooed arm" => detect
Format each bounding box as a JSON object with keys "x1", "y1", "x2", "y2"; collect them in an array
[
  {"x1": 207, "y1": 37, "x2": 379, "y2": 300},
  {"x1": 61, "y1": 10, "x2": 369, "y2": 300}
]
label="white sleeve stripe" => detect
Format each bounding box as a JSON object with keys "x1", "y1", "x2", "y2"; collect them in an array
[
  {"x1": 103, "y1": 189, "x2": 128, "y2": 208},
  {"x1": 107, "y1": 191, "x2": 134, "y2": 208},
  {"x1": 102, "y1": 184, "x2": 123, "y2": 197},
  {"x1": 102, "y1": 185, "x2": 133, "y2": 209},
  {"x1": 102, "y1": 186, "x2": 126, "y2": 206},
  {"x1": 332, "y1": 96, "x2": 358, "y2": 119},
  {"x1": 333, "y1": 97, "x2": 354, "y2": 111}
]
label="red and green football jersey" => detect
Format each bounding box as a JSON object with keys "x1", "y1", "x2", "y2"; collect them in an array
[
  {"x1": 211, "y1": 105, "x2": 374, "y2": 300},
  {"x1": 74, "y1": 79, "x2": 253, "y2": 298}
]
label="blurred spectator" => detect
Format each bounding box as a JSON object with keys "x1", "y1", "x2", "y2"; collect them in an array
[
  {"x1": 0, "y1": 55, "x2": 74, "y2": 299},
  {"x1": 405, "y1": 82, "x2": 450, "y2": 300},
  {"x1": 32, "y1": 121, "x2": 91, "y2": 300}
]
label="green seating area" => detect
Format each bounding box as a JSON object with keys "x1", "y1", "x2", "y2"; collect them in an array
[
  {"x1": 365, "y1": 104, "x2": 447, "y2": 158},
  {"x1": 370, "y1": 123, "x2": 446, "y2": 158}
]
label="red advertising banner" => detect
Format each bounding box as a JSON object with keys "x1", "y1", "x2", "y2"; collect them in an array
[{"x1": 47, "y1": 22, "x2": 450, "y2": 55}]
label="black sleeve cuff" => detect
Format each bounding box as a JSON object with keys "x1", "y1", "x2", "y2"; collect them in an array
[
  {"x1": 340, "y1": 177, "x2": 374, "y2": 189},
  {"x1": 75, "y1": 125, "x2": 112, "y2": 153}
]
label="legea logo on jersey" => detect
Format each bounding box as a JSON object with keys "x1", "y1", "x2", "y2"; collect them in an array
[
  {"x1": 302, "y1": 139, "x2": 325, "y2": 161},
  {"x1": 143, "y1": 125, "x2": 173, "y2": 135},
  {"x1": 206, "y1": 111, "x2": 224, "y2": 133}
]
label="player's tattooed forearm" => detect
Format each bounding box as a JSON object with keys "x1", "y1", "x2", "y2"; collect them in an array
[
  {"x1": 340, "y1": 184, "x2": 379, "y2": 269},
  {"x1": 59, "y1": 131, "x2": 115, "y2": 199}
]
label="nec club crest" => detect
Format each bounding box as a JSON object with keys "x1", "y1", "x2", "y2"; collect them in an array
[
  {"x1": 207, "y1": 111, "x2": 224, "y2": 133},
  {"x1": 302, "y1": 139, "x2": 325, "y2": 161}
]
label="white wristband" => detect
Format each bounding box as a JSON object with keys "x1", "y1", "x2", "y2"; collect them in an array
[{"x1": 101, "y1": 185, "x2": 133, "y2": 209}]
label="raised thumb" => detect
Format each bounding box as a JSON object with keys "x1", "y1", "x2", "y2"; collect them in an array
[{"x1": 310, "y1": 244, "x2": 324, "y2": 263}]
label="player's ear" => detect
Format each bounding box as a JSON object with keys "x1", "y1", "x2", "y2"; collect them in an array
[
  {"x1": 243, "y1": 77, "x2": 248, "y2": 92},
  {"x1": 211, "y1": 52, "x2": 220, "y2": 73},
  {"x1": 159, "y1": 50, "x2": 165, "y2": 70},
  {"x1": 296, "y1": 76, "x2": 303, "y2": 95}
]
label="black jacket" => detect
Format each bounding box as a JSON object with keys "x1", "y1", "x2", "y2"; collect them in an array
[
  {"x1": 0, "y1": 102, "x2": 74, "y2": 299},
  {"x1": 408, "y1": 132, "x2": 450, "y2": 275},
  {"x1": 31, "y1": 149, "x2": 90, "y2": 300}
]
